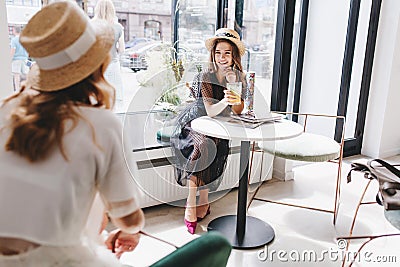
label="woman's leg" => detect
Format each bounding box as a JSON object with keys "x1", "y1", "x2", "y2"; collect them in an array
[
  {"x1": 197, "y1": 188, "x2": 210, "y2": 218},
  {"x1": 184, "y1": 178, "x2": 198, "y2": 222}
]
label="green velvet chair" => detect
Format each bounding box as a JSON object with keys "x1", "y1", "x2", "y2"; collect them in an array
[{"x1": 150, "y1": 232, "x2": 232, "y2": 267}]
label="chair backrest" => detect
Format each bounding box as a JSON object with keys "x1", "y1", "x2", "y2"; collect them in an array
[{"x1": 150, "y1": 232, "x2": 232, "y2": 267}]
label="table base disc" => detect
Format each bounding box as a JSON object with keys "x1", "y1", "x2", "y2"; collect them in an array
[{"x1": 207, "y1": 215, "x2": 275, "y2": 249}]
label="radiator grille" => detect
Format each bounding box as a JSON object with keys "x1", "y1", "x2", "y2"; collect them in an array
[{"x1": 131, "y1": 149, "x2": 272, "y2": 208}]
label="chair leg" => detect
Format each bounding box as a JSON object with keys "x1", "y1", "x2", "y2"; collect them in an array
[
  {"x1": 337, "y1": 180, "x2": 373, "y2": 267},
  {"x1": 247, "y1": 112, "x2": 346, "y2": 225},
  {"x1": 247, "y1": 142, "x2": 264, "y2": 211},
  {"x1": 333, "y1": 158, "x2": 343, "y2": 225},
  {"x1": 337, "y1": 233, "x2": 400, "y2": 267},
  {"x1": 337, "y1": 178, "x2": 400, "y2": 267},
  {"x1": 250, "y1": 160, "x2": 342, "y2": 225}
]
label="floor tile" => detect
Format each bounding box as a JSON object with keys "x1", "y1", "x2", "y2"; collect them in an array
[{"x1": 120, "y1": 155, "x2": 400, "y2": 267}]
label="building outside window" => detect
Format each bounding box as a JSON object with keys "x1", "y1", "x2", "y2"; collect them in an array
[{"x1": 4, "y1": 0, "x2": 279, "y2": 114}]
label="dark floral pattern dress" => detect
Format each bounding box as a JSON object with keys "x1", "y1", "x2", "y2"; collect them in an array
[{"x1": 170, "y1": 71, "x2": 245, "y2": 191}]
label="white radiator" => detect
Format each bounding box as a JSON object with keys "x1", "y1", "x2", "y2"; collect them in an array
[{"x1": 128, "y1": 146, "x2": 273, "y2": 208}]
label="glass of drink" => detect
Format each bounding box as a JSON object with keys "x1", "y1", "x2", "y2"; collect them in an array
[{"x1": 226, "y1": 82, "x2": 242, "y2": 105}]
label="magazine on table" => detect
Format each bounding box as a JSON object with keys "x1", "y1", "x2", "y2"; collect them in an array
[
  {"x1": 230, "y1": 112, "x2": 285, "y2": 124},
  {"x1": 226, "y1": 118, "x2": 264, "y2": 129}
]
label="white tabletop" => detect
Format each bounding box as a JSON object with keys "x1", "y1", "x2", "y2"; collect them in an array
[{"x1": 191, "y1": 116, "x2": 303, "y2": 141}]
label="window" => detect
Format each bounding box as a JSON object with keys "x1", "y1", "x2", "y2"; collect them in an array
[
  {"x1": 240, "y1": 0, "x2": 278, "y2": 108},
  {"x1": 144, "y1": 20, "x2": 162, "y2": 40},
  {"x1": 6, "y1": 0, "x2": 39, "y2": 7},
  {"x1": 2, "y1": 0, "x2": 281, "y2": 117}
]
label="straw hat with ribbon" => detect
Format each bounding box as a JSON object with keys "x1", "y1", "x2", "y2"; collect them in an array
[
  {"x1": 205, "y1": 28, "x2": 246, "y2": 56},
  {"x1": 20, "y1": 1, "x2": 114, "y2": 92}
]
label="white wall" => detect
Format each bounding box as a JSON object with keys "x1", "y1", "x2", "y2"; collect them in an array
[
  {"x1": 300, "y1": 0, "x2": 349, "y2": 136},
  {"x1": 0, "y1": 1, "x2": 13, "y2": 98},
  {"x1": 362, "y1": 0, "x2": 400, "y2": 158},
  {"x1": 301, "y1": 0, "x2": 400, "y2": 158}
]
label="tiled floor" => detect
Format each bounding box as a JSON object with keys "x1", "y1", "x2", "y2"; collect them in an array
[{"x1": 120, "y1": 155, "x2": 400, "y2": 267}]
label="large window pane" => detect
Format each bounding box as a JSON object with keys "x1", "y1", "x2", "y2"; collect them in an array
[
  {"x1": 4, "y1": 0, "x2": 277, "y2": 115},
  {"x1": 345, "y1": 0, "x2": 372, "y2": 139},
  {"x1": 239, "y1": 0, "x2": 278, "y2": 107},
  {"x1": 175, "y1": 0, "x2": 217, "y2": 65},
  {"x1": 289, "y1": 0, "x2": 350, "y2": 137}
]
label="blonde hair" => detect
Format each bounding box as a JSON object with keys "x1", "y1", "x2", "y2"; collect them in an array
[{"x1": 94, "y1": 0, "x2": 116, "y2": 24}]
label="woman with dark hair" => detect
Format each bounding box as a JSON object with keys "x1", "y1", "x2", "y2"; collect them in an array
[
  {"x1": 171, "y1": 28, "x2": 247, "y2": 234},
  {"x1": 0, "y1": 2, "x2": 144, "y2": 266}
]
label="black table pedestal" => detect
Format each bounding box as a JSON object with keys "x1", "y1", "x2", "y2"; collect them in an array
[
  {"x1": 207, "y1": 215, "x2": 275, "y2": 249},
  {"x1": 208, "y1": 141, "x2": 275, "y2": 249}
]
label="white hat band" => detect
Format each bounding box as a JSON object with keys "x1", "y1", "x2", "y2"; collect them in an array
[{"x1": 34, "y1": 24, "x2": 96, "y2": 70}]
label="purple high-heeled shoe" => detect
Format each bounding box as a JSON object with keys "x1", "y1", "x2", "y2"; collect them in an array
[
  {"x1": 184, "y1": 218, "x2": 197, "y2": 234},
  {"x1": 197, "y1": 205, "x2": 211, "y2": 222}
]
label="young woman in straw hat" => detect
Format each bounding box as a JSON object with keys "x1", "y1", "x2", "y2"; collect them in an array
[
  {"x1": 170, "y1": 28, "x2": 247, "y2": 234},
  {"x1": 0, "y1": 2, "x2": 144, "y2": 266},
  {"x1": 93, "y1": 0, "x2": 125, "y2": 111}
]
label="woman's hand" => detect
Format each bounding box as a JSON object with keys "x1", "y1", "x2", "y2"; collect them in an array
[
  {"x1": 105, "y1": 229, "x2": 140, "y2": 259},
  {"x1": 222, "y1": 67, "x2": 236, "y2": 83},
  {"x1": 224, "y1": 89, "x2": 241, "y2": 105}
]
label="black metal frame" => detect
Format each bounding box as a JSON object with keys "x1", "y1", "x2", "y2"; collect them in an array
[
  {"x1": 234, "y1": 0, "x2": 244, "y2": 35},
  {"x1": 335, "y1": 0, "x2": 361, "y2": 145},
  {"x1": 288, "y1": 0, "x2": 381, "y2": 157},
  {"x1": 335, "y1": 0, "x2": 382, "y2": 156},
  {"x1": 291, "y1": 0, "x2": 309, "y2": 122},
  {"x1": 217, "y1": 0, "x2": 228, "y2": 29},
  {"x1": 343, "y1": 0, "x2": 382, "y2": 156},
  {"x1": 172, "y1": 0, "x2": 179, "y2": 54},
  {"x1": 271, "y1": 0, "x2": 296, "y2": 112}
]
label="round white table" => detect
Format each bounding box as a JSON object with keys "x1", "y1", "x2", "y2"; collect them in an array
[{"x1": 191, "y1": 115, "x2": 303, "y2": 249}]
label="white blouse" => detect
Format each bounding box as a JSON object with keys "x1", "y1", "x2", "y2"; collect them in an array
[{"x1": 0, "y1": 103, "x2": 142, "y2": 246}]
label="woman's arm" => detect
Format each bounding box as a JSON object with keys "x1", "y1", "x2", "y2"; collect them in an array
[
  {"x1": 199, "y1": 74, "x2": 229, "y2": 117},
  {"x1": 104, "y1": 229, "x2": 140, "y2": 258},
  {"x1": 111, "y1": 208, "x2": 145, "y2": 234},
  {"x1": 203, "y1": 91, "x2": 244, "y2": 116},
  {"x1": 203, "y1": 98, "x2": 229, "y2": 117},
  {"x1": 231, "y1": 100, "x2": 244, "y2": 114},
  {"x1": 200, "y1": 71, "x2": 245, "y2": 116}
]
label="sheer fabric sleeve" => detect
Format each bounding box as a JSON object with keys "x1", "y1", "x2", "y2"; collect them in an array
[{"x1": 200, "y1": 73, "x2": 215, "y2": 104}]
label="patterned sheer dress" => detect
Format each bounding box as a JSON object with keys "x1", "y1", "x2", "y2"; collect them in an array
[{"x1": 170, "y1": 71, "x2": 245, "y2": 191}]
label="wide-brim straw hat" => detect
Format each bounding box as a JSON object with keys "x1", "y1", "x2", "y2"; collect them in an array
[
  {"x1": 205, "y1": 28, "x2": 246, "y2": 56},
  {"x1": 20, "y1": 1, "x2": 114, "y2": 92}
]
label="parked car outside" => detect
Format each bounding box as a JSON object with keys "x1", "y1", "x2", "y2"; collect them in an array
[
  {"x1": 121, "y1": 41, "x2": 161, "y2": 72},
  {"x1": 125, "y1": 37, "x2": 154, "y2": 49},
  {"x1": 121, "y1": 41, "x2": 200, "y2": 73},
  {"x1": 181, "y1": 39, "x2": 206, "y2": 53}
]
